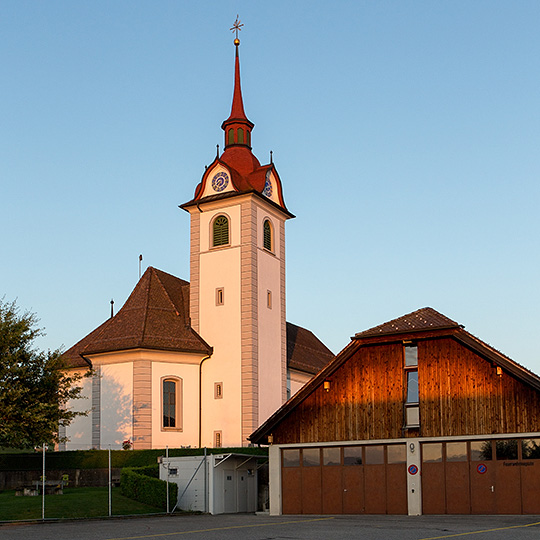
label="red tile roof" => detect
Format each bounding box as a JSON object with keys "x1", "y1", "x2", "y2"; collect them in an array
[
  {"x1": 287, "y1": 322, "x2": 334, "y2": 375},
  {"x1": 62, "y1": 267, "x2": 212, "y2": 366},
  {"x1": 63, "y1": 268, "x2": 332, "y2": 376}
]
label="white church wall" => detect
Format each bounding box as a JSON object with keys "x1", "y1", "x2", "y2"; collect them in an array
[
  {"x1": 100, "y1": 362, "x2": 133, "y2": 449},
  {"x1": 63, "y1": 368, "x2": 93, "y2": 450},
  {"x1": 288, "y1": 369, "x2": 312, "y2": 398},
  {"x1": 198, "y1": 205, "x2": 243, "y2": 447},
  {"x1": 256, "y1": 204, "x2": 286, "y2": 426},
  {"x1": 151, "y1": 360, "x2": 200, "y2": 448}
]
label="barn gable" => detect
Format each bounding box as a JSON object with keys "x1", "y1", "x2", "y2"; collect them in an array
[{"x1": 251, "y1": 307, "x2": 540, "y2": 445}]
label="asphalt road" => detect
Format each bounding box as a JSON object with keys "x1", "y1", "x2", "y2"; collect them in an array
[{"x1": 1, "y1": 514, "x2": 540, "y2": 540}]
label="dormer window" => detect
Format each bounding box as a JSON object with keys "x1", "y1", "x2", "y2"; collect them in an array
[{"x1": 212, "y1": 215, "x2": 229, "y2": 247}]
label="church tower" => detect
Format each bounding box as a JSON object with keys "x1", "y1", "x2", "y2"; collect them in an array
[{"x1": 181, "y1": 30, "x2": 294, "y2": 446}]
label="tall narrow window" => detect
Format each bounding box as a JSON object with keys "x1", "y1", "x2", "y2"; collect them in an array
[
  {"x1": 163, "y1": 380, "x2": 176, "y2": 427},
  {"x1": 214, "y1": 382, "x2": 223, "y2": 399},
  {"x1": 162, "y1": 378, "x2": 182, "y2": 430},
  {"x1": 246, "y1": 130, "x2": 251, "y2": 146},
  {"x1": 263, "y1": 219, "x2": 273, "y2": 251},
  {"x1": 228, "y1": 129, "x2": 234, "y2": 145},
  {"x1": 212, "y1": 215, "x2": 229, "y2": 247},
  {"x1": 237, "y1": 128, "x2": 244, "y2": 144},
  {"x1": 214, "y1": 431, "x2": 222, "y2": 448},
  {"x1": 404, "y1": 344, "x2": 419, "y2": 428}
]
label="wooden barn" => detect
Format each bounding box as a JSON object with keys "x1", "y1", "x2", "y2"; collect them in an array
[{"x1": 249, "y1": 307, "x2": 540, "y2": 515}]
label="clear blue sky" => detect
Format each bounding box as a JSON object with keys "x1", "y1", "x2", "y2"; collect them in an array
[{"x1": 2, "y1": 1, "x2": 539, "y2": 375}]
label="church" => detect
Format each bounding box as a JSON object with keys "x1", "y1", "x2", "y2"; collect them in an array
[{"x1": 61, "y1": 32, "x2": 333, "y2": 450}]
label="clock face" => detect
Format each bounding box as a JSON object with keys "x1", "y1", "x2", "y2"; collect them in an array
[
  {"x1": 211, "y1": 171, "x2": 229, "y2": 192},
  {"x1": 263, "y1": 177, "x2": 273, "y2": 197}
]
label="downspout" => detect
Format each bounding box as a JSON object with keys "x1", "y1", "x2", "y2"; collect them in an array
[{"x1": 198, "y1": 354, "x2": 212, "y2": 448}]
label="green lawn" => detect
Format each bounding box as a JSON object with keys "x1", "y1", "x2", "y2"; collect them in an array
[{"x1": 0, "y1": 487, "x2": 165, "y2": 521}]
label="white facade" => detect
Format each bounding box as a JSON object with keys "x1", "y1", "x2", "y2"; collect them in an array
[{"x1": 186, "y1": 184, "x2": 289, "y2": 447}]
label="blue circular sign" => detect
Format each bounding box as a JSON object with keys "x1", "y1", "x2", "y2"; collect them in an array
[
  {"x1": 477, "y1": 463, "x2": 487, "y2": 474},
  {"x1": 408, "y1": 464, "x2": 418, "y2": 475}
]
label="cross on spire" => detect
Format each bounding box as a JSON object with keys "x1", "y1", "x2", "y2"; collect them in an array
[{"x1": 230, "y1": 15, "x2": 244, "y2": 44}]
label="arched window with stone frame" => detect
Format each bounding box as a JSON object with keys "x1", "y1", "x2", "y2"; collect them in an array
[
  {"x1": 263, "y1": 218, "x2": 273, "y2": 252},
  {"x1": 162, "y1": 376, "x2": 183, "y2": 430},
  {"x1": 212, "y1": 215, "x2": 230, "y2": 247}
]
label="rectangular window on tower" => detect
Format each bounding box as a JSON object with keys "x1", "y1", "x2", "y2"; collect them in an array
[
  {"x1": 214, "y1": 431, "x2": 222, "y2": 448},
  {"x1": 216, "y1": 288, "x2": 224, "y2": 306},
  {"x1": 267, "y1": 290, "x2": 272, "y2": 309},
  {"x1": 214, "y1": 382, "x2": 223, "y2": 399}
]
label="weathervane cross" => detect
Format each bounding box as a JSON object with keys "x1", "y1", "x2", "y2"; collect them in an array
[{"x1": 230, "y1": 15, "x2": 244, "y2": 40}]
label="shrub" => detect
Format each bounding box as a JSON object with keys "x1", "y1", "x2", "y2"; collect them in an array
[{"x1": 120, "y1": 467, "x2": 177, "y2": 510}]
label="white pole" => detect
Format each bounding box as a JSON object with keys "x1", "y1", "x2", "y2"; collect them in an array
[
  {"x1": 42, "y1": 443, "x2": 46, "y2": 521},
  {"x1": 166, "y1": 446, "x2": 169, "y2": 514},
  {"x1": 108, "y1": 446, "x2": 112, "y2": 517}
]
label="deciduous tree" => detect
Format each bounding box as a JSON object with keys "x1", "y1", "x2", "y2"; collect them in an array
[{"x1": 0, "y1": 299, "x2": 90, "y2": 449}]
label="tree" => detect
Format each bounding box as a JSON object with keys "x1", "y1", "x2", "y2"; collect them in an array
[{"x1": 0, "y1": 299, "x2": 90, "y2": 449}]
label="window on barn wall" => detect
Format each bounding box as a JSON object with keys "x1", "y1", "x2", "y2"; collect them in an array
[
  {"x1": 522, "y1": 439, "x2": 540, "y2": 459},
  {"x1": 403, "y1": 343, "x2": 419, "y2": 428},
  {"x1": 162, "y1": 377, "x2": 183, "y2": 430}
]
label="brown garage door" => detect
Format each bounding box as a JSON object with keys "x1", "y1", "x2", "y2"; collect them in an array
[
  {"x1": 422, "y1": 438, "x2": 540, "y2": 515},
  {"x1": 281, "y1": 444, "x2": 407, "y2": 514}
]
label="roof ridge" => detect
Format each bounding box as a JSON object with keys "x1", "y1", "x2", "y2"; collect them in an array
[{"x1": 147, "y1": 267, "x2": 183, "y2": 326}]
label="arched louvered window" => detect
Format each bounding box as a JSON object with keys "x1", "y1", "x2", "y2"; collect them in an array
[
  {"x1": 213, "y1": 215, "x2": 229, "y2": 247},
  {"x1": 162, "y1": 377, "x2": 182, "y2": 430},
  {"x1": 263, "y1": 219, "x2": 273, "y2": 251},
  {"x1": 237, "y1": 127, "x2": 244, "y2": 144},
  {"x1": 228, "y1": 129, "x2": 234, "y2": 145},
  {"x1": 246, "y1": 130, "x2": 251, "y2": 146}
]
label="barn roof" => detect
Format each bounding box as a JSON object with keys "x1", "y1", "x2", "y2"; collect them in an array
[
  {"x1": 249, "y1": 307, "x2": 540, "y2": 445},
  {"x1": 355, "y1": 307, "x2": 461, "y2": 337},
  {"x1": 63, "y1": 268, "x2": 332, "y2": 376}
]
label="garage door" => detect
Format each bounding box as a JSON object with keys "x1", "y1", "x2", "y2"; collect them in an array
[
  {"x1": 281, "y1": 444, "x2": 407, "y2": 514},
  {"x1": 421, "y1": 438, "x2": 540, "y2": 514}
]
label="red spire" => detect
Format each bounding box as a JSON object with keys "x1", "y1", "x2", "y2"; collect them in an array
[{"x1": 221, "y1": 39, "x2": 254, "y2": 149}]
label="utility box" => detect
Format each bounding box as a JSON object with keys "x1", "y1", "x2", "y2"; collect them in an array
[{"x1": 160, "y1": 454, "x2": 258, "y2": 514}]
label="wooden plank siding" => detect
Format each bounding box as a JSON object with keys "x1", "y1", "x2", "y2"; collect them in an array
[
  {"x1": 420, "y1": 338, "x2": 540, "y2": 437},
  {"x1": 273, "y1": 343, "x2": 405, "y2": 443},
  {"x1": 272, "y1": 337, "x2": 540, "y2": 444}
]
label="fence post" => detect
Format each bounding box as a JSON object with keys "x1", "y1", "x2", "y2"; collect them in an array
[
  {"x1": 108, "y1": 446, "x2": 112, "y2": 517},
  {"x1": 41, "y1": 443, "x2": 46, "y2": 521},
  {"x1": 166, "y1": 446, "x2": 169, "y2": 514}
]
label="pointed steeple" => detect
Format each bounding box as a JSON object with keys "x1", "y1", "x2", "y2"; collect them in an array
[{"x1": 221, "y1": 35, "x2": 254, "y2": 149}]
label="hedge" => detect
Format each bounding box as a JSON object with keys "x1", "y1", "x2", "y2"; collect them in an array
[
  {"x1": 0, "y1": 447, "x2": 268, "y2": 471},
  {"x1": 120, "y1": 467, "x2": 177, "y2": 510}
]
